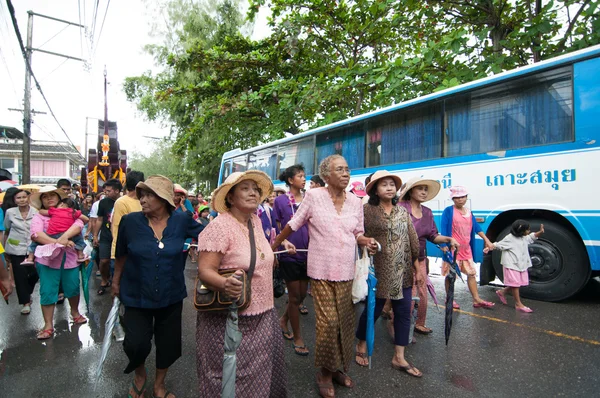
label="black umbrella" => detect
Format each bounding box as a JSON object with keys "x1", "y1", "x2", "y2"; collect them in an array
[{"x1": 442, "y1": 248, "x2": 460, "y2": 346}]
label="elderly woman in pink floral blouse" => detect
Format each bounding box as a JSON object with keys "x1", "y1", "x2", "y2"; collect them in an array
[{"x1": 273, "y1": 155, "x2": 377, "y2": 398}]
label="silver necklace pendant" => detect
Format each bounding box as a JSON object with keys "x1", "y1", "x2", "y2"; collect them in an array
[{"x1": 158, "y1": 241, "x2": 164, "y2": 249}]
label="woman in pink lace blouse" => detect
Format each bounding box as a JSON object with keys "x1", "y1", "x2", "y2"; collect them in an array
[
  {"x1": 196, "y1": 170, "x2": 287, "y2": 397},
  {"x1": 273, "y1": 155, "x2": 378, "y2": 398}
]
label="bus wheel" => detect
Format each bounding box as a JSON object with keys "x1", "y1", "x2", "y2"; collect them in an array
[{"x1": 491, "y1": 218, "x2": 590, "y2": 302}]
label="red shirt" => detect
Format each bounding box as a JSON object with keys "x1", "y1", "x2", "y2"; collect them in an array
[{"x1": 46, "y1": 207, "x2": 82, "y2": 235}]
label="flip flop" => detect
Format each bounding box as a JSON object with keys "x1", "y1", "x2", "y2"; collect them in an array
[
  {"x1": 332, "y1": 371, "x2": 354, "y2": 388},
  {"x1": 516, "y1": 306, "x2": 533, "y2": 313},
  {"x1": 392, "y1": 362, "x2": 423, "y2": 378},
  {"x1": 97, "y1": 282, "x2": 112, "y2": 295},
  {"x1": 128, "y1": 377, "x2": 147, "y2": 398},
  {"x1": 355, "y1": 350, "x2": 368, "y2": 367},
  {"x1": 316, "y1": 372, "x2": 335, "y2": 398},
  {"x1": 72, "y1": 314, "x2": 88, "y2": 325},
  {"x1": 414, "y1": 326, "x2": 432, "y2": 335},
  {"x1": 452, "y1": 301, "x2": 460, "y2": 309},
  {"x1": 36, "y1": 328, "x2": 54, "y2": 340},
  {"x1": 473, "y1": 300, "x2": 495, "y2": 308},
  {"x1": 293, "y1": 344, "x2": 309, "y2": 356},
  {"x1": 496, "y1": 290, "x2": 508, "y2": 305},
  {"x1": 281, "y1": 329, "x2": 294, "y2": 341},
  {"x1": 299, "y1": 304, "x2": 309, "y2": 315}
]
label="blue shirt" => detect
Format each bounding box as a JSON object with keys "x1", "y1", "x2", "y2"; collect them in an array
[
  {"x1": 0, "y1": 209, "x2": 5, "y2": 232},
  {"x1": 115, "y1": 211, "x2": 204, "y2": 308}
]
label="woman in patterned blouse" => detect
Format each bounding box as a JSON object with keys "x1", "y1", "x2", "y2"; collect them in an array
[{"x1": 354, "y1": 170, "x2": 423, "y2": 377}]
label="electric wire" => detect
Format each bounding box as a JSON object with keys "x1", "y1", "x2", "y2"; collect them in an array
[
  {"x1": 37, "y1": 24, "x2": 70, "y2": 50},
  {"x1": 92, "y1": 0, "x2": 110, "y2": 57},
  {"x1": 32, "y1": 120, "x2": 86, "y2": 164},
  {"x1": 5, "y1": 0, "x2": 82, "y2": 154}
]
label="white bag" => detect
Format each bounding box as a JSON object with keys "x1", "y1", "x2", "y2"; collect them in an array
[{"x1": 352, "y1": 246, "x2": 370, "y2": 304}]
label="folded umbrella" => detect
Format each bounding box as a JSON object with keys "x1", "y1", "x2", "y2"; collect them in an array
[
  {"x1": 94, "y1": 297, "x2": 120, "y2": 390},
  {"x1": 366, "y1": 258, "x2": 378, "y2": 369},
  {"x1": 222, "y1": 302, "x2": 243, "y2": 397},
  {"x1": 443, "y1": 248, "x2": 460, "y2": 346},
  {"x1": 426, "y1": 275, "x2": 440, "y2": 311}
]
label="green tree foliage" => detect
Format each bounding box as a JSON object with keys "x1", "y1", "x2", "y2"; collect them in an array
[
  {"x1": 129, "y1": 140, "x2": 195, "y2": 189},
  {"x1": 125, "y1": 0, "x2": 600, "y2": 184}
]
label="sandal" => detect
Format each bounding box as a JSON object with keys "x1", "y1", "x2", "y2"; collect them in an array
[
  {"x1": 473, "y1": 300, "x2": 495, "y2": 308},
  {"x1": 128, "y1": 377, "x2": 147, "y2": 398},
  {"x1": 316, "y1": 372, "x2": 335, "y2": 398},
  {"x1": 72, "y1": 314, "x2": 88, "y2": 325},
  {"x1": 355, "y1": 348, "x2": 368, "y2": 367},
  {"x1": 516, "y1": 306, "x2": 533, "y2": 313},
  {"x1": 332, "y1": 371, "x2": 354, "y2": 388},
  {"x1": 299, "y1": 304, "x2": 309, "y2": 315},
  {"x1": 392, "y1": 362, "x2": 423, "y2": 378},
  {"x1": 37, "y1": 328, "x2": 54, "y2": 340},
  {"x1": 281, "y1": 329, "x2": 294, "y2": 341},
  {"x1": 452, "y1": 301, "x2": 460, "y2": 309},
  {"x1": 97, "y1": 282, "x2": 111, "y2": 295},
  {"x1": 414, "y1": 326, "x2": 432, "y2": 335},
  {"x1": 293, "y1": 344, "x2": 309, "y2": 356}
]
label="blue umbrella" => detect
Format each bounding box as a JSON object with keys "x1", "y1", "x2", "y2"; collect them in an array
[{"x1": 366, "y1": 255, "x2": 378, "y2": 369}]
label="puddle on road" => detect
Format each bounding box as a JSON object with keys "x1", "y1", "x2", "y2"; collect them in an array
[{"x1": 450, "y1": 374, "x2": 477, "y2": 392}]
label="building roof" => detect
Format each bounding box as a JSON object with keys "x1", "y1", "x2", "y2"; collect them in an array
[{"x1": 0, "y1": 125, "x2": 24, "y2": 140}]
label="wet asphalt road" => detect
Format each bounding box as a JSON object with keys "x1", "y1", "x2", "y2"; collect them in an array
[{"x1": 1, "y1": 260, "x2": 599, "y2": 398}]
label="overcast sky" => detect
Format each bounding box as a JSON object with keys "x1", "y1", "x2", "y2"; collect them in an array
[{"x1": 0, "y1": 0, "x2": 269, "y2": 158}]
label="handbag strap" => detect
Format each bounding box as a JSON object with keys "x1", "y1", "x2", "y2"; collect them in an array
[{"x1": 247, "y1": 218, "x2": 257, "y2": 279}]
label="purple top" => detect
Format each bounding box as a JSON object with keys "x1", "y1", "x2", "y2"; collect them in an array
[
  {"x1": 398, "y1": 201, "x2": 439, "y2": 261},
  {"x1": 272, "y1": 193, "x2": 309, "y2": 263}
]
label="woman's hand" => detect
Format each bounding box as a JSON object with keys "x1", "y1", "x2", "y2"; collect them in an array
[
  {"x1": 224, "y1": 270, "x2": 244, "y2": 299},
  {"x1": 357, "y1": 235, "x2": 379, "y2": 254},
  {"x1": 57, "y1": 235, "x2": 70, "y2": 246},
  {"x1": 282, "y1": 240, "x2": 296, "y2": 255},
  {"x1": 449, "y1": 238, "x2": 460, "y2": 251}
]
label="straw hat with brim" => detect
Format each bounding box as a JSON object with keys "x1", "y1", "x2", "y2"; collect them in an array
[
  {"x1": 30, "y1": 186, "x2": 67, "y2": 210},
  {"x1": 399, "y1": 177, "x2": 441, "y2": 202},
  {"x1": 173, "y1": 183, "x2": 187, "y2": 196},
  {"x1": 365, "y1": 170, "x2": 403, "y2": 195},
  {"x1": 212, "y1": 171, "x2": 273, "y2": 214},
  {"x1": 135, "y1": 175, "x2": 176, "y2": 209}
]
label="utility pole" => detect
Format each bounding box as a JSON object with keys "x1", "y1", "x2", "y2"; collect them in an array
[
  {"x1": 22, "y1": 11, "x2": 33, "y2": 184},
  {"x1": 18, "y1": 10, "x2": 86, "y2": 184}
]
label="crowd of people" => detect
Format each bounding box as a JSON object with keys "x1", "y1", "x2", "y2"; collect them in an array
[{"x1": 0, "y1": 156, "x2": 545, "y2": 398}]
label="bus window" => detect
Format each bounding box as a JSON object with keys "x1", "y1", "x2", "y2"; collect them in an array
[
  {"x1": 367, "y1": 105, "x2": 442, "y2": 167},
  {"x1": 316, "y1": 127, "x2": 365, "y2": 169},
  {"x1": 248, "y1": 147, "x2": 278, "y2": 179},
  {"x1": 232, "y1": 155, "x2": 247, "y2": 173},
  {"x1": 445, "y1": 67, "x2": 573, "y2": 157},
  {"x1": 219, "y1": 159, "x2": 232, "y2": 184},
  {"x1": 277, "y1": 138, "x2": 314, "y2": 176}
]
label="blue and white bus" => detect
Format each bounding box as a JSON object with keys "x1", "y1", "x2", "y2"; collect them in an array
[{"x1": 218, "y1": 44, "x2": 600, "y2": 302}]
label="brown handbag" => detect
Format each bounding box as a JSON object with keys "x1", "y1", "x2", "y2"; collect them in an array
[{"x1": 194, "y1": 218, "x2": 257, "y2": 312}]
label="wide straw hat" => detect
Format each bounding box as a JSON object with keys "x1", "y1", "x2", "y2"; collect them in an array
[
  {"x1": 212, "y1": 171, "x2": 273, "y2": 214},
  {"x1": 135, "y1": 175, "x2": 176, "y2": 208},
  {"x1": 365, "y1": 170, "x2": 403, "y2": 195},
  {"x1": 173, "y1": 183, "x2": 187, "y2": 196},
  {"x1": 29, "y1": 186, "x2": 67, "y2": 210},
  {"x1": 399, "y1": 177, "x2": 441, "y2": 202}
]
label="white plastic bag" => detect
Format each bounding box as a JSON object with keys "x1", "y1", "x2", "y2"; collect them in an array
[{"x1": 352, "y1": 246, "x2": 370, "y2": 304}]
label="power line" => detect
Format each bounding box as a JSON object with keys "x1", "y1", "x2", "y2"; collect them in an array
[
  {"x1": 93, "y1": 0, "x2": 110, "y2": 56},
  {"x1": 5, "y1": 0, "x2": 81, "y2": 154},
  {"x1": 0, "y1": 46, "x2": 21, "y2": 103},
  {"x1": 33, "y1": 120, "x2": 85, "y2": 165}
]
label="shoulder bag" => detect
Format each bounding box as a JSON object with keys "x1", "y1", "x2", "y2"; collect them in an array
[{"x1": 194, "y1": 218, "x2": 256, "y2": 312}]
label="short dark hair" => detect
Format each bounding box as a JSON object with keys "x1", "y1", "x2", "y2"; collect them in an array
[
  {"x1": 367, "y1": 180, "x2": 398, "y2": 206},
  {"x1": 191, "y1": 198, "x2": 199, "y2": 208},
  {"x1": 125, "y1": 170, "x2": 145, "y2": 191},
  {"x1": 310, "y1": 175, "x2": 325, "y2": 187},
  {"x1": 104, "y1": 178, "x2": 123, "y2": 192},
  {"x1": 364, "y1": 172, "x2": 374, "y2": 187},
  {"x1": 279, "y1": 164, "x2": 305, "y2": 187},
  {"x1": 56, "y1": 179, "x2": 71, "y2": 188},
  {"x1": 510, "y1": 219, "x2": 531, "y2": 237}
]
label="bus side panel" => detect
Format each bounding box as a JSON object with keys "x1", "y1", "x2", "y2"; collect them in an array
[{"x1": 574, "y1": 58, "x2": 600, "y2": 143}]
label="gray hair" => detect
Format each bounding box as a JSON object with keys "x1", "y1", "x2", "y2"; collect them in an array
[{"x1": 319, "y1": 154, "x2": 345, "y2": 181}]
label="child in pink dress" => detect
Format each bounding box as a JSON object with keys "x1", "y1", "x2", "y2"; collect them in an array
[
  {"x1": 22, "y1": 198, "x2": 89, "y2": 264},
  {"x1": 485, "y1": 220, "x2": 545, "y2": 313},
  {"x1": 441, "y1": 186, "x2": 495, "y2": 309}
]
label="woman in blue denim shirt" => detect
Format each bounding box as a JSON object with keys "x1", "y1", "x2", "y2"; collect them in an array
[{"x1": 113, "y1": 175, "x2": 204, "y2": 398}]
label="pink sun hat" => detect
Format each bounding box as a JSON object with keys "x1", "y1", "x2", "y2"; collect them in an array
[
  {"x1": 349, "y1": 181, "x2": 367, "y2": 198},
  {"x1": 449, "y1": 185, "x2": 469, "y2": 199}
]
